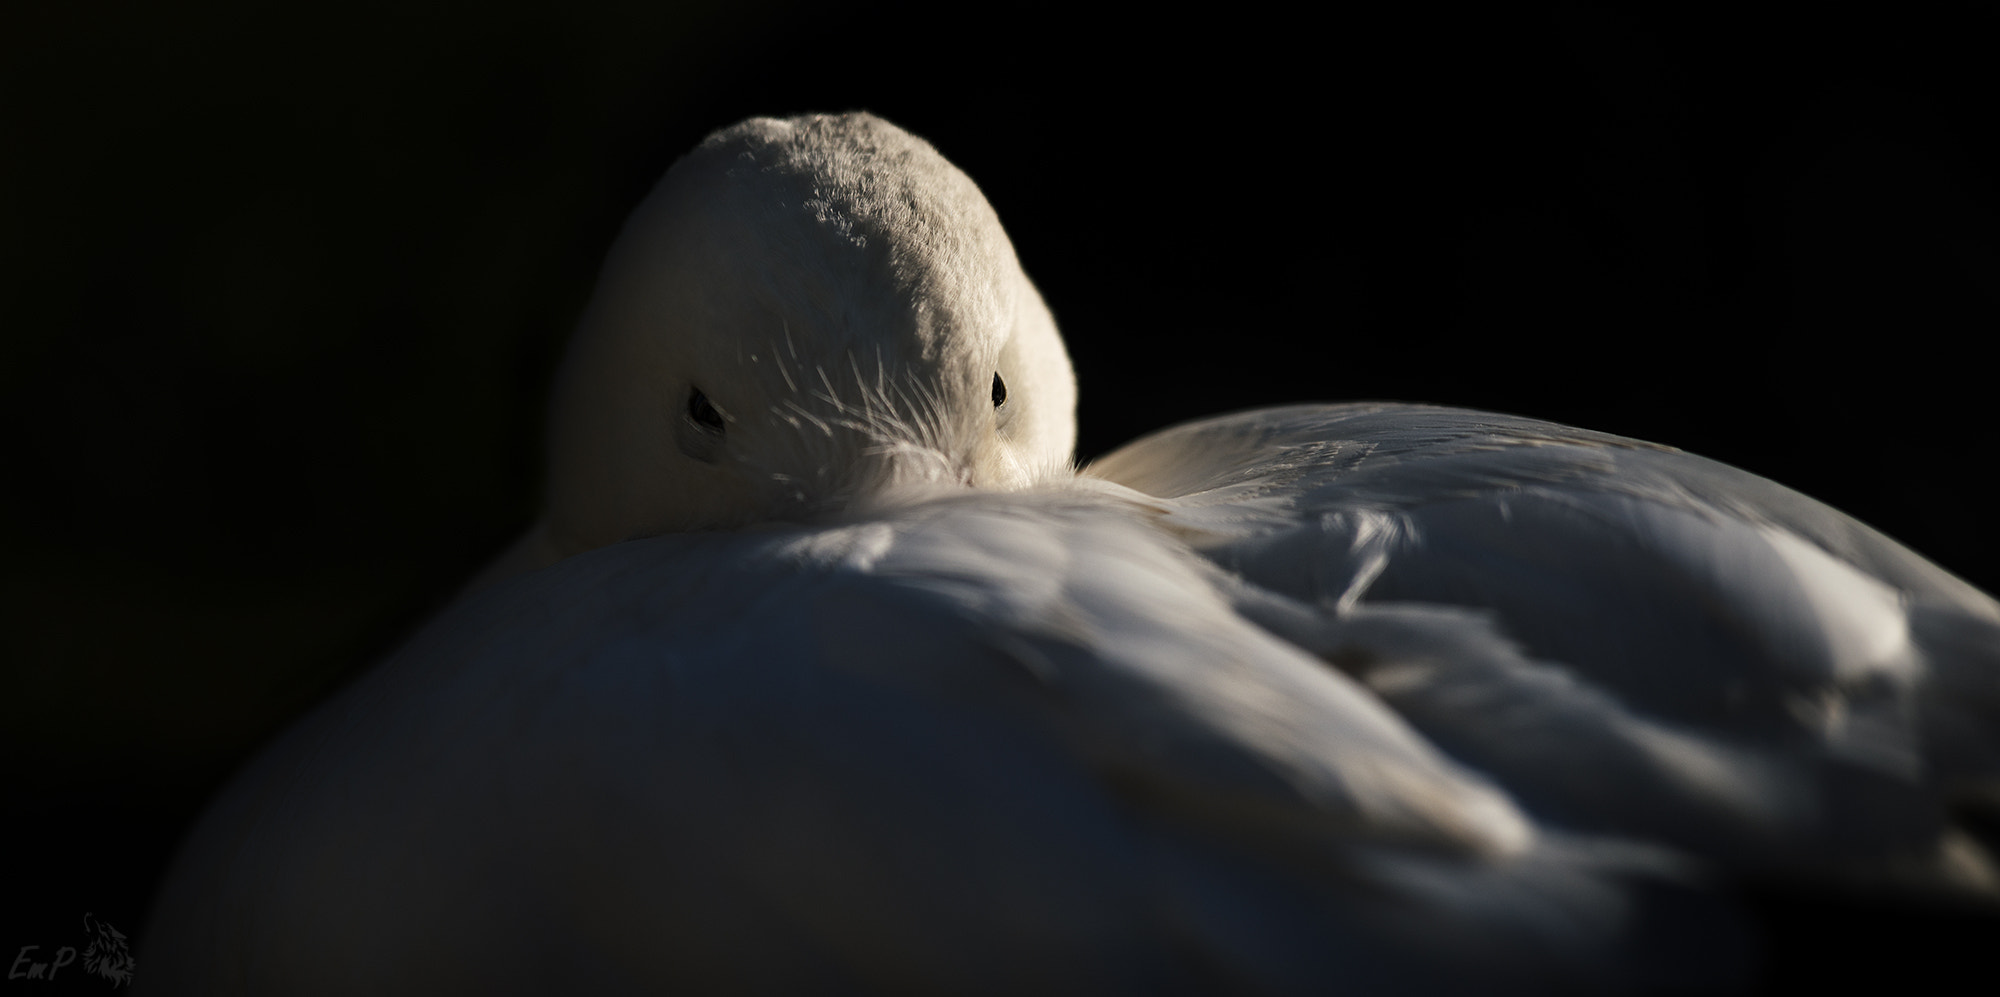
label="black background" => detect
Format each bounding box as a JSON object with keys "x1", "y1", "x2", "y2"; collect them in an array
[{"x1": 4, "y1": 3, "x2": 1996, "y2": 992}]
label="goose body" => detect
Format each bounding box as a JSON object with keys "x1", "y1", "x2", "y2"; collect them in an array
[{"x1": 140, "y1": 113, "x2": 1999, "y2": 994}]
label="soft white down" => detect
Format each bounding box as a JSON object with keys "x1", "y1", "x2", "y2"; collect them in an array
[{"x1": 140, "y1": 113, "x2": 2000, "y2": 995}]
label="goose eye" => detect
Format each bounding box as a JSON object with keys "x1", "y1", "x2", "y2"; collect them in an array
[
  {"x1": 688, "y1": 387, "x2": 725, "y2": 434},
  {"x1": 991, "y1": 372, "x2": 1007, "y2": 408}
]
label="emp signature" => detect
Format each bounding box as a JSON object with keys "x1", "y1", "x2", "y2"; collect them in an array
[{"x1": 7, "y1": 914, "x2": 134, "y2": 988}]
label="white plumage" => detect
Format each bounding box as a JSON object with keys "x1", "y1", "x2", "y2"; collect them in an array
[{"x1": 140, "y1": 113, "x2": 1999, "y2": 994}]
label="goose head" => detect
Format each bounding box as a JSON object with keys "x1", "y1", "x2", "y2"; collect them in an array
[{"x1": 485, "y1": 113, "x2": 1077, "y2": 584}]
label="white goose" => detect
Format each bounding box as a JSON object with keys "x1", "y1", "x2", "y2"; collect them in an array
[{"x1": 140, "y1": 113, "x2": 1999, "y2": 994}]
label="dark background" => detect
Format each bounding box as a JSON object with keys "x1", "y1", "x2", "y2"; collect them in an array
[{"x1": 4, "y1": 3, "x2": 1995, "y2": 992}]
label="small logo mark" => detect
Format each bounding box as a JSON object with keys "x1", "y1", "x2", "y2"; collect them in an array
[
  {"x1": 7, "y1": 914, "x2": 133, "y2": 989},
  {"x1": 79, "y1": 915, "x2": 133, "y2": 989}
]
